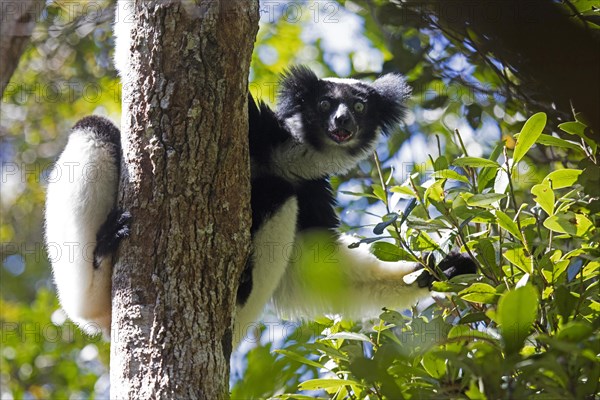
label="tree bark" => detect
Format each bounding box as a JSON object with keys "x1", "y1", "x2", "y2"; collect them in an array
[
  {"x1": 0, "y1": 0, "x2": 44, "y2": 96},
  {"x1": 110, "y1": 1, "x2": 258, "y2": 398}
]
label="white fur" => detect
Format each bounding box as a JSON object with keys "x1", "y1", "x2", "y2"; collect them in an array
[
  {"x1": 234, "y1": 197, "x2": 298, "y2": 347},
  {"x1": 322, "y1": 77, "x2": 363, "y2": 85},
  {"x1": 45, "y1": 129, "x2": 119, "y2": 335},
  {"x1": 113, "y1": 0, "x2": 132, "y2": 78},
  {"x1": 273, "y1": 235, "x2": 429, "y2": 320}
]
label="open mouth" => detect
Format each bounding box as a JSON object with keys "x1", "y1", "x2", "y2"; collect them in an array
[{"x1": 327, "y1": 129, "x2": 354, "y2": 143}]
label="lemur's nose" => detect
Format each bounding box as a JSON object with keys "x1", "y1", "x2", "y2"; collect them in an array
[
  {"x1": 334, "y1": 104, "x2": 355, "y2": 130},
  {"x1": 334, "y1": 104, "x2": 349, "y2": 119}
]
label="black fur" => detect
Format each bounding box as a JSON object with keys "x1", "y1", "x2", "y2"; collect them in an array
[
  {"x1": 73, "y1": 115, "x2": 121, "y2": 147},
  {"x1": 237, "y1": 176, "x2": 296, "y2": 305},
  {"x1": 93, "y1": 209, "x2": 131, "y2": 269},
  {"x1": 74, "y1": 116, "x2": 126, "y2": 270},
  {"x1": 248, "y1": 96, "x2": 289, "y2": 167},
  {"x1": 276, "y1": 66, "x2": 321, "y2": 119},
  {"x1": 295, "y1": 179, "x2": 339, "y2": 233},
  {"x1": 416, "y1": 252, "x2": 478, "y2": 289}
]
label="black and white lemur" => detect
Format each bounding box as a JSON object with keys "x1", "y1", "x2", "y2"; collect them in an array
[{"x1": 45, "y1": 3, "x2": 476, "y2": 348}]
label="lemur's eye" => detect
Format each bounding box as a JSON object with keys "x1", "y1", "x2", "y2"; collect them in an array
[
  {"x1": 318, "y1": 100, "x2": 331, "y2": 112},
  {"x1": 354, "y1": 101, "x2": 365, "y2": 113}
]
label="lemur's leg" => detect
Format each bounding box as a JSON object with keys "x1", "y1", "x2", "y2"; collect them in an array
[
  {"x1": 45, "y1": 116, "x2": 128, "y2": 335},
  {"x1": 273, "y1": 234, "x2": 476, "y2": 320},
  {"x1": 234, "y1": 176, "x2": 298, "y2": 348}
]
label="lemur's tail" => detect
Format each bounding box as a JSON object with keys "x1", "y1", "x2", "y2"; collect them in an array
[{"x1": 44, "y1": 116, "x2": 121, "y2": 336}]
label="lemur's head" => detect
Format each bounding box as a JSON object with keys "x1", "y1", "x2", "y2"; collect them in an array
[{"x1": 276, "y1": 66, "x2": 410, "y2": 157}]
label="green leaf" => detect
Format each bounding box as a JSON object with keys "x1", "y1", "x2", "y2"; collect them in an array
[
  {"x1": 531, "y1": 182, "x2": 555, "y2": 215},
  {"x1": 536, "y1": 134, "x2": 584, "y2": 152},
  {"x1": 558, "y1": 121, "x2": 586, "y2": 136},
  {"x1": 372, "y1": 184, "x2": 387, "y2": 202},
  {"x1": 390, "y1": 185, "x2": 416, "y2": 197},
  {"x1": 474, "y1": 239, "x2": 500, "y2": 276},
  {"x1": 340, "y1": 190, "x2": 378, "y2": 199},
  {"x1": 398, "y1": 198, "x2": 417, "y2": 227},
  {"x1": 325, "y1": 332, "x2": 371, "y2": 342},
  {"x1": 495, "y1": 210, "x2": 522, "y2": 241},
  {"x1": 477, "y1": 143, "x2": 503, "y2": 191},
  {"x1": 422, "y1": 351, "x2": 447, "y2": 379},
  {"x1": 542, "y1": 169, "x2": 582, "y2": 189},
  {"x1": 431, "y1": 169, "x2": 469, "y2": 183},
  {"x1": 552, "y1": 260, "x2": 570, "y2": 282},
  {"x1": 433, "y1": 155, "x2": 449, "y2": 171},
  {"x1": 496, "y1": 285, "x2": 539, "y2": 355},
  {"x1": 465, "y1": 193, "x2": 507, "y2": 208},
  {"x1": 275, "y1": 350, "x2": 329, "y2": 370},
  {"x1": 558, "y1": 121, "x2": 597, "y2": 152},
  {"x1": 448, "y1": 325, "x2": 496, "y2": 341},
  {"x1": 554, "y1": 285, "x2": 577, "y2": 321},
  {"x1": 452, "y1": 157, "x2": 500, "y2": 168},
  {"x1": 431, "y1": 281, "x2": 467, "y2": 292},
  {"x1": 556, "y1": 321, "x2": 593, "y2": 342},
  {"x1": 544, "y1": 212, "x2": 593, "y2": 236},
  {"x1": 406, "y1": 216, "x2": 450, "y2": 231},
  {"x1": 458, "y1": 283, "x2": 498, "y2": 304},
  {"x1": 424, "y1": 179, "x2": 446, "y2": 205},
  {"x1": 504, "y1": 247, "x2": 533, "y2": 274},
  {"x1": 373, "y1": 213, "x2": 398, "y2": 235},
  {"x1": 512, "y1": 112, "x2": 547, "y2": 164},
  {"x1": 453, "y1": 206, "x2": 495, "y2": 223},
  {"x1": 298, "y1": 378, "x2": 363, "y2": 391},
  {"x1": 370, "y1": 242, "x2": 413, "y2": 261},
  {"x1": 458, "y1": 312, "x2": 489, "y2": 325},
  {"x1": 379, "y1": 309, "x2": 408, "y2": 325}
]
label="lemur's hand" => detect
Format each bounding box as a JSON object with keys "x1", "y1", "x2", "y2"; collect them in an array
[
  {"x1": 405, "y1": 252, "x2": 477, "y2": 289},
  {"x1": 93, "y1": 208, "x2": 131, "y2": 268}
]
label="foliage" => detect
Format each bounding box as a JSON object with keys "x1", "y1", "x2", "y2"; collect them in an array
[
  {"x1": 246, "y1": 113, "x2": 599, "y2": 399},
  {"x1": 0, "y1": 290, "x2": 110, "y2": 398},
  {"x1": 1, "y1": 0, "x2": 598, "y2": 398}
]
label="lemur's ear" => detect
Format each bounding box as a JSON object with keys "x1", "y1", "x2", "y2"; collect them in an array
[
  {"x1": 277, "y1": 66, "x2": 320, "y2": 118},
  {"x1": 372, "y1": 73, "x2": 411, "y2": 134}
]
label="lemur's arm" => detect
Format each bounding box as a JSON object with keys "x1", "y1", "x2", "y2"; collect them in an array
[
  {"x1": 273, "y1": 234, "x2": 427, "y2": 320},
  {"x1": 273, "y1": 234, "x2": 475, "y2": 320},
  {"x1": 45, "y1": 116, "x2": 127, "y2": 335},
  {"x1": 269, "y1": 178, "x2": 475, "y2": 321}
]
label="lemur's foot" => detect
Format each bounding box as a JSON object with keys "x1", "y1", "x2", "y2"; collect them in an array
[
  {"x1": 415, "y1": 252, "x2": 477, "y2": 289},
  {"x1": 93, "y1": 208, "x2": 131, "y2": 268}
]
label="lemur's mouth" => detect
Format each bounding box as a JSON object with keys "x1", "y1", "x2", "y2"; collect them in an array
[{"x1": 328, "y1": 129, "x2": 354, "y2": 143}]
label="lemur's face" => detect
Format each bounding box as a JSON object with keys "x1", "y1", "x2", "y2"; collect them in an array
[
  {"x1": 304, "y1": 79, "x2": 382, "y2": 153},
  {"x1": 277, "y1": 67, "x2": 410, "y2": 157}
]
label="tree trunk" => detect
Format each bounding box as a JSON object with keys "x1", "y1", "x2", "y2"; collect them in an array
[
  {"x1": 110, "y1": 1, "x2": 258, "y2": 398},
  {"x1": 0, "y1": 0, "x2": 44, "y2": 96}
]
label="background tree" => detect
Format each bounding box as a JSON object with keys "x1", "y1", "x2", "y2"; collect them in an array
[
  {"x1": 377, "y1": 0, "x2": 600, "y2": 137},
  {"x1": 0, "y1": 0, "x2": 44, "y2": 95}
]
